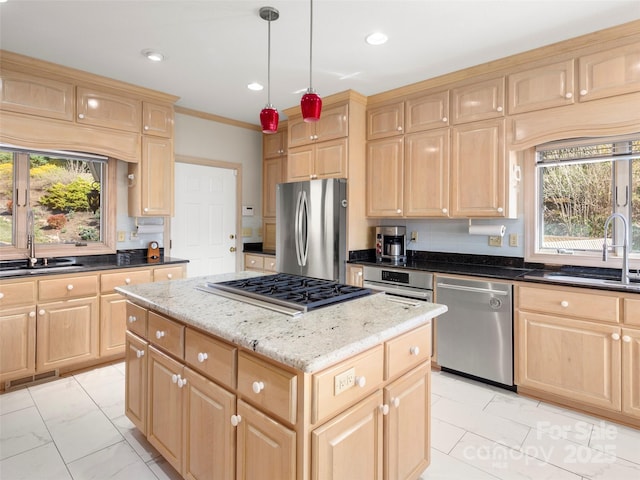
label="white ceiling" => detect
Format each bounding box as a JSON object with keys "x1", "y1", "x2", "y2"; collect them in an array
[{"x1": 1, "y1": 1, "x2": 639, "y2": 127}]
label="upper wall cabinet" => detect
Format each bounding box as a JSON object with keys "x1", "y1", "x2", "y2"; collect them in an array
[
  {"x1": 367, "y1": 101, "x2": 404, "y2": 140},
  {"x1": 76, "y1": 87, "x2": 142, "y2": 133},
  {"x1": 0, "y1": 69, "x2": 75, "y2": 121},
  {"x1": 405, "y1": 90, "x2": 449, "y2": 133},
  {"x1": 142, "y1": 102, "x2": 174, "y2": 138},
  {"x1": 578, "y1": 43, "x2": 640, "y2": 102},
  {"x1": 263, "y1": 129, "x2": 287, "y2": 159},
  {"x1": 451, "y1": 77, "x2": 505, "y2": 124},
  {"x1": 288, "y1": 103, "x2": 348, "y2": 147},
  {"x1": 508, "y1": 60, "x2": 575, "y2": 114}
]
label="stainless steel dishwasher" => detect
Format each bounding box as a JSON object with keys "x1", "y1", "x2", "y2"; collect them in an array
[{"x1": 435, "y1": 275, "x2": 514, "y2": 388}]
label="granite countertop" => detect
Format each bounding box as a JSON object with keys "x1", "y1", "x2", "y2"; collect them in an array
[{"x1": 116, "y1": 272, "x2": 447, "y2": 373}]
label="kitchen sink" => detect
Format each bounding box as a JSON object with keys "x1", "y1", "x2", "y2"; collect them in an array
[
  {"x1": 539, "y1": 272, "x2": 640, "y2": 292},
  {"x1": 0, "y1": 258, "x2": 83, "y2": 276}
]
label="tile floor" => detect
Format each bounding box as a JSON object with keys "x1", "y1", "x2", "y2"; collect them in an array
[{"x1": 1, "y1": 363, "x2": 639, "y2": 480}]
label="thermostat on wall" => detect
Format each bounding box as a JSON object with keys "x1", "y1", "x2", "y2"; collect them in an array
[{"x1": 242, "y1": 206, "x2": 254, "y2": 216}]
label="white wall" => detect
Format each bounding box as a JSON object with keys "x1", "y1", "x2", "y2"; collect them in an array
[{"x1": 115, "y1": 113, "x2": 263, "y2": 250}]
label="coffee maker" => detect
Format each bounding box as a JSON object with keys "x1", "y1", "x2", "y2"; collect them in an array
[{"x1": 375, "y1": 226, "x2": 407, "y2": 264}]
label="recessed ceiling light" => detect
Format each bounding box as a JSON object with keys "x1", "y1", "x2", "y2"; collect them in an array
[
  {"x1": 248, "y1": 82, "x2": 264, "y2": 91},
  {"x1": 365, "y1": 32, "x2": 388, "y2": 46},
  {"x1": 141, "y1": 49, "x2": 165, "y2": 62}
]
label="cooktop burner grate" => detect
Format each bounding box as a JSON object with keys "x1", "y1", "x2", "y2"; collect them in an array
[{"x1": 203, "y1": 273, "x2": 372, "y2": 313}]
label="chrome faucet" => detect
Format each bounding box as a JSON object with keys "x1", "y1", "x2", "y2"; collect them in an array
[
  {"x1": 26, "y1": 209, "x2": 37, "y2": 268},
  {"x1": 602, "y1": 213, "x2": 630, "y2": 285}
]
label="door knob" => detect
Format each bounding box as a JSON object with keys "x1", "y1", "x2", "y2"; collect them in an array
[
  {"x1": 230, "y1": 247, "x2": 236, "y2": 252},
  {"x1": 229, "y1": 234, "x2": 235, "y2": 239}
]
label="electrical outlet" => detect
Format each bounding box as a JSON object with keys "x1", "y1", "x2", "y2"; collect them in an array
[
  {"x1": 488, "y1": 235, "x2": 503, "y2": 247},
  {"x1": 130, "y1": 231, "x2": 138, "y2": 240},
  {"x1": 117, "y1": 231, "x2": 125, "y2": 242},
  {"x1": 509, "y1": 233, "x2": 518, "y2": 247},
  {"x1": 411, "y1": 231, "x2": 418, "y2": 242}
]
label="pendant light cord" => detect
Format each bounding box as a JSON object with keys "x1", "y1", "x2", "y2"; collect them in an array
[
  {"x1": 267, "y1": 16, "x2": 272, "y2": 105},
  {"x1": 309, "y1": 0, "x2": 313, "y2": 90}
]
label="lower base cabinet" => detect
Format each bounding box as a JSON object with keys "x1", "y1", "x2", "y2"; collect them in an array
[
  {"x1": 0, "y1": 305, "x2": 36, "y2": 382},
  {"x1": 125, "y1": 331, "x2": 147, "y2": 434}
]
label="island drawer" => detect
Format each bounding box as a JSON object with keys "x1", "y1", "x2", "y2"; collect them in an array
[
  {"x1": 518, "y1": 285, "x2": 620, "y2": 323},
  {"x1": 0, "y1": 279, "x2": 36, "y2": 307},
  {"x1": 311, "y1": 345, "x2": 384, "y2": 424},
  {"x1": 38, "y1": 274, "x2": 98, "y2": 301},
  {"x1": 152, "y1": 265, "x2": 185, "y2": 282},
  {"x1": 624, "y1": 298, "x2": 640, "y2": 326},
  {"x1": 237, "y1": 351, "x2": 297, "y2": 424},
  {"x1": 244, "y1": 254, "x2": 265, "y2": 271},
  {"x1": 185, "y1": 328, "x2": 237, "y2": 389},
  {"x1": 263, "y1": 256, "x2": 277, "y2": 272},
  {"x1": 385, "y1": 323, "x2": 432, "y2": 380},
  {"x1": 148, "y1": 311, "x2": 184, "y2": 359},
  {"x1": 101, "y1": 269, "x2": 152, "y2": 293},
  {"x1": 126, "y1": 302, "x2": 148, "y2": 338}
]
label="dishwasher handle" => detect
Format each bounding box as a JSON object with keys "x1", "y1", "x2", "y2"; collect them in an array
[{"x1": 436, "y1": 282, "x2": 510, "y2": 296}]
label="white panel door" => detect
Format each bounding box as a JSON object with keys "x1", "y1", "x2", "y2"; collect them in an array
[{"x1": 172, "y1": 162, "x2": 237, "y2": 277}]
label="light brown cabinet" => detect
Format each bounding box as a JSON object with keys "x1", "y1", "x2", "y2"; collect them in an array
[
  {"x1": 346, "y1": 264, "x2": 364, "y2": 287},
  {"x1": 287, "y1": 137, "x2": 347, "y2": 182},
  {"x1": 263, "y1": 129, "x2": 288, "y2": 158},
  {"x1": 125, "y1": 331, "x2": 148, "y2": 433},
  {"x1": 262, "y1": 128, "x2": 287, "y2": 252},
  {"x1": 622, "y1": 328, "x2": 640, "y2": 419},
  {"x1": 367, "y1": 101, "x2": 404, "y2": 140},
  {"x1": 366, "y1": 137, "x2": 404, "y2": 217},
  {"x1": 578, "y1": 43, "x2": 640, "y2": 102},
  {"x1": 288, "y1": 104, "x2": 348, "y2": 148},
  {"x1": 451, "y1": 77, "x2": 505, "y2": 124},
  {"x1": 508, "y1": 60, "x2": 575, "y2": 114},
  {"x1": 263, "y1": 156, "x2": 283, "y2": 219},
  {"x1": 244, "y1": 252, "x2": 277, "y2": 272},
  {"x1": 76, "y1": 86, "x2": 141, "y2": 133},
  {"x1": 128, "y1": 135, "x2": 174, "y2": 216},
  {"x1": 142, "y1": 102, "x2": 174, "y2": 138},
  {"x1": 405, "y1": 90, "x2": 449, "y2": 133}
]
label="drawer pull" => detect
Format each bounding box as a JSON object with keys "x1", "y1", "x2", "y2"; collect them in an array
[
  {"x1": 125, "y1": 278, "x2": 131, "y2": 284},
  {"x1": 167, "y1": 273, "x2": 173, "y2": 279},
  {"x1": 230, "y1": 414, "x2": 242, "y2": 426},
  {"x1": 135, "y1": 349, "x2": 145, "y2": 359},
  {"x1": 155, "y1": 330, "x2": 166, "y2": 339},
  {"x1": 622, "y1": 335, "x2": 631, "y2": 343},
  {"x1": 409, "y1": 346, "x2": 420, "y2": 356},
  {"x1": 391, "y1": 397, "x2": 401, "y2": 408},
  {"x1": 197, "y1": 352, "x2": 208, "y2": 363},
  {"x1": 128, "y1": 315, "x2": 137, "y2": 323},
  {"x1": 355, "y1": 376, "x2": 366, "y2": 388},
  {"x1": 611, "y1": 333, "x2": 620, "y2": 341},
  {"x1": 67, "y1": 284, "x2": 74, "y2": 291},
  {"x1": 560, "y1": 300, "x2": 569, "y2": 308},
  {"x1": 252, "y1": 381, "x2": 265, "y2": 394},
  {"x1": 0, "y1": 292, "x2": 4, "y2": 299},
  {"x1": 379, "y1": 404, "x2": 390, "y2": 415}
]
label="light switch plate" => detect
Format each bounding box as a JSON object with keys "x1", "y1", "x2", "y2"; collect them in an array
[{"x1": 509, "y1": 233, "x2": 519, "y2": 247}]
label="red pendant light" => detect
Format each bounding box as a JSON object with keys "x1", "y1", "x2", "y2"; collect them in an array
[
  {"x1": 259, "y1": 6, "x2": 279, "y2": 134},
  {"x1": 301, "y1": 0, "x2": 321, "y2": 122}
]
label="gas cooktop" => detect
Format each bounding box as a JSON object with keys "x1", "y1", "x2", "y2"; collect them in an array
[{"x1": 198, "y1": 273, "x2": 372, "y2": 316}]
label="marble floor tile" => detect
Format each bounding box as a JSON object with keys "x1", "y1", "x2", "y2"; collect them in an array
[
  {"x1": 0, "y1": 388, "x2": 34, "y2": 415},
  {"x1": 589, "y1": 422, "x2": 640, "y2": 465},
  {"x1": 67, "y1": 440, "x2": 157, "y2": 480},
  {"x1": 0, "y1": 406, "x2": 51, "y2": 460},
  {"x1": 111, "y1": 414, "x2": 161, "y2": 463},
  {"x1": 28, "y1": 376, "x2": 97, "y2": 423},
  {"x1": 75, "y1": 367, "x2": 126, "y2": 420},
  {"x1": 431, "y1": 371, "x2": 499, "y2": 408},
  {"x1": 431, "y1": 417, "x2": 466, "y2": 454},
  {"x1": 0, "y1": 441, "x2": 71, "y2": 480},
  {"x1": 420, "y1": 447, "x2": 501, "y2": 480},
  {"x1": 146, "y1": 456, "x2": 183, "y2": 480}
]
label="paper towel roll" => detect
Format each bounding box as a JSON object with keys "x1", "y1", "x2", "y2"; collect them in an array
[
  {"x1": 137, "y1": 225, "x2": 164, "y2": 234},
  {"x1": 468, "y1": 224, "x2": 506, "y2": 237}
]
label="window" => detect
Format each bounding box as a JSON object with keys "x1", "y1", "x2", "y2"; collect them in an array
[
  {"x1": 0, "y1": 146, "x2": 116, "y2": 258},
  {"x1": 529, "y1": 134, "x2": 640, "y2": 267}
]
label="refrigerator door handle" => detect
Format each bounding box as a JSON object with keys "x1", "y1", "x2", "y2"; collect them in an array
[{"x1": 299, "y1": 190, "x2": 309, "y2": 266}]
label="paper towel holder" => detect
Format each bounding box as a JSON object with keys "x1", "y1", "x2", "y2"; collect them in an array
[{"x1": 468, "y1": 219, "x2": 506, "y2": 237}]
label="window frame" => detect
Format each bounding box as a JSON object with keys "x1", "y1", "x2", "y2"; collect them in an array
[{"x1": 0, "y1": 148, "x2": 117, "y2": 261}]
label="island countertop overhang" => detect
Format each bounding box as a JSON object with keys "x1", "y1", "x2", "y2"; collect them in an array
[{"x1": 116, "y1": 272, "x2": 447, "y2": 373}]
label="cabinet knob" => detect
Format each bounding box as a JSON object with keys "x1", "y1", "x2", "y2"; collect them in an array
[
  {"x1": 0, "y1": 292, "x2": 4, "y2": 299},
  {"x1": 379, "y1": 404, "x2": 390, "y2": 415},
  {"x1": 197, "y1": 352, "x2": 208, "y2": 363},
  {"x1": 357, "y1": 271, "x2": 363, "y2": 277},
  {"x1": 497, "y1": 207, "x2": 504, "y2": 213},
  {"x1": 29, "y1": 311, "x2": 36, "y2": 318},
  {"x1": 144, "y1": 208, "x2": 149, "y2": 213},
  {"x1": 396, "y1": 209, "x2": 402, "y2": 214},
  {"x1": 560, "y1": 300, "x2": 569, "y2": 308},
  {"x1": 580, "y1": 89, "x2": 588, "y2": 96},
  {"x1": 397, "y1": 126, "x2": 403, "y2": 131},
  {"x1": 565, "y1": 92, "x2": 573, "y2": 99},
  {"x1": 355, "y1": 376, "x2": 366, "y2": 388},
  {"x1": 409, "y1": 346, "x2": 420, "y2": 356},
  {"x1": 78, "y1": 113, "x2": 85, "y2": 119},
  {"x1": 167, "y1": 273, "x2": 173, "y2": 279},
  {"x1": 230, "y1": 414, "x2": 242, "y2": 426},
  {"x1": 172, "y1": 374, "x2": 179, "y2": 383},
  {"x1": 144, "y1": 125, "x2": 149, "y2": 131},
  {"x1": 442, "y1": 117, "x2": 448, "y2": 122},
  {"x1": 136, "y1": 349, "x2": 145, "y2": 358},
  {"x1": 442, "y1": 208, "x2": 448, "y2": 214},
  {"x1": 391, "y1": 397, "x2": 401, "y2": 408},
  {"x1": 67, "y1": 284, "x2": 74, "y2": 291},
  {"x1": 252, "y1": 381, "x2": 265, "y2": 394},
  {"x1": 178, "y1": 377, "x2": 187, "y2": 388},
  {"x1": 496, "y1": 106, "x2": 503, "y2": 112},
  {"x1": 125, "y1": 278, "x2": 131, "y2": 284},
  {"x1": 155, "y1": 330, "x2": 166, "y2": 339},
  {"x1": 39, "y1": 309, "x2": 45, "y2": 316},
  {"x1": 128, "y1": 315, "x2": 137, "y2": 323},
  {"x1": 622, "y1": 335, "x2": 631, "y2": 343},
  {"x1": 612, "y1": 333, "x2": 620, "y2": 341}
]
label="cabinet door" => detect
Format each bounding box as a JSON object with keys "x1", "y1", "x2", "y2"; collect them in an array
[
  {"x1": 0, "y1": 70, "x2": 74, "y2": 121},
  {"x1": 508, "y1": 60, "x2": 575, "y2": 114},
  {"x1": 405, "y1": 90, "x2": 449, "y2": 133},
  {"x1": 148, "y1": 346, "x2": 184, "y2": 473},
  {"x1": 142, "y1": 102, "x2": 174, "y2": 138},
  {"x1": 140, "y1": 136, "x2": 174, "y2": 216},
  {"x1": 579, "y1": 43, "x2": 640, "y2": 102},
  {"x1": 263, "y1": 156, "x2": 283, "y2": 217},
  {"x1": 76, "y1": 87, "x2": 141, "y2": 132},
  {"x1": 404, "y1": 129, "x2": 450, "y2": 217},
  {"x1": 183, "y1": 367, "x2": 236, "y2": 480},
  {"x1": 100, "y1": 293, "x2": 127, "y2": 357},
  {"x1": 517, "y1": 311, "x2": 621, "y2": 411},
  {"x1": 346, "y1": 264, "x2": 364, "y2": 287},
  {"x1": 263, "y1": 220, "x2": 277, "y2": 253},
  {"x1": 0, "y1": 305, "x2": 36, "y2": 383},
  {"x1": 288, "y1": 117, "x2": 315, "y2": 147},
  {"x1": 312, "y1": 391, "x2": 383, "y2": 480},
  {"x1": 451, "y1": 77, "x2": 505, "y2": 124},
  {"x1": 450, "y1": 119, "x2": 506, "y2": 217},
  {"x1": 315, "y1": 103, "x2": 349, "y2": 142},
  {"x1": 287, "y1": 145, "x2": 314, "y2": 182},
  {"x1": 125, "y1": 331, "x2": 147, "y2": 434},
  {"x1": 263, "y1": 130, "x2": 287, "y2": 158},
  {"x1": 622, "y1": 328, "x2": 640, "y2": 419},
  {"x1": 315, "y1": 138, "x2": 347, "y2": 179},
  {"x1": 384, "y1": 363, "x2": 430, "y2": 480},
  {"x1": 367, "y1": 102, "x2": 404, "y2": 140},
  {"x1": 366, "y1": 137, "x2": 404, "y2": 217},
  {"x1": 36, "y1": 296, "x2": 99, "y2": 371},
  {"x1": 236, "y1": 399, "x2": 296, "y2": 480}
]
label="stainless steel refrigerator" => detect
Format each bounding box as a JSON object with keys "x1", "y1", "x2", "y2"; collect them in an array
[{"x1": 276, "y1": 178, "x2": 347, "y2": 283}]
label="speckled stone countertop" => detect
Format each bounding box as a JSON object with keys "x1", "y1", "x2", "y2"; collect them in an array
[{"x1": 116, "y1": 272, "x2": 447, "y2": 373}]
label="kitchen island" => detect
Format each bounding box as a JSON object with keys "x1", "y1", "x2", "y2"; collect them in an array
[{"x1": 117, "y1": 272, "x2": 447, "y2": 480}]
